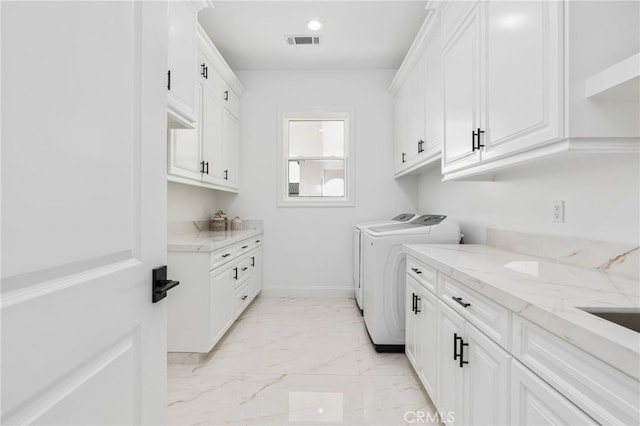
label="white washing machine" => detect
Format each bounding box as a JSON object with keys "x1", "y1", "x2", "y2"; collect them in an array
[
  {"x1": 353, "y1": 213, "x2": 417, "y2": 313},
  {"x1": 362, "y1": 215, "x2": 460, "y2": 352}
]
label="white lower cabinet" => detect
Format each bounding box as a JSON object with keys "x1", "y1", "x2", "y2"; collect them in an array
[
  {"x1": 511, "y1": 359, "x2": 597, "y2": 425},
  {"x1": 405, "y1": 253, "x2": 611, "y2": 426},
  {"x1": 168, "y1": 235, "x2": 263, "y2": 353},
  {"x1": 406, "y1": 276, "x2": 439, "y2": 400},
  {"x1": 437, "y1": 300, "x2": 509, "y2": 425}
]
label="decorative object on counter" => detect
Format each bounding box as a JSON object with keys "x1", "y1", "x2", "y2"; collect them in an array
[
  {"x1": 230, "y1": 216, "x2": 243, "y2": 230},
  {"x1": 211, "y1": 210, "x2": 227, "y2": 231}
]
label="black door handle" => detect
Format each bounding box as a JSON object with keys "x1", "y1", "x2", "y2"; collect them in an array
[
  {"x1": 224, "y1": 90, "x2": 229, "y2": 101},
  {"x1": 224, "y1": 169, "x2": 228, "y2": 180},
  {"x1": 152, "y1": 266, "x2": 179, "y2": 303},
  {"x1": 414, "y1": 295, "x2": 421, "y2": 315},
  {"x1": 233, "y1": 267, "x2": 238, "y2": 280},
  {"x1": 251, "y1": 256, "x2": 255, "y2": 267}
]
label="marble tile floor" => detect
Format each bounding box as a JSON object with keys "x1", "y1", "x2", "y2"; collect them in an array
[{"x1": 167, "y1": 296, "x2": 438, "y2": 426}]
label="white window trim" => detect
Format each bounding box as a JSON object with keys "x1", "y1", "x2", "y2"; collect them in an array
[{"x1": 277, "y1": 109, "x2": 355, "y2": 207}]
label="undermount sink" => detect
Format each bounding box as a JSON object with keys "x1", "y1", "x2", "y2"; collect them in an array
[{"x1": 578, "y1": 307, "x2": 640, "y2": 333}]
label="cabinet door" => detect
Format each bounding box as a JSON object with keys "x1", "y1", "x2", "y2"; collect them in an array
[
  {"x1": 201, "y1": 83, "x2": 225, "y2": 184},
  {"x1": 511, "y1": 360, "x2": 598, "y2": 426},
  {"x1": 210, "y1": 264, "x2": 235, "y2": 344},
  {"x1": 406, "y1": 52, "x2": 426, "y2": 163},
  {"x1": 417, "y1": 286, "x2": 438, "y2": 403},
  {"x1": 442, "y1": 0, "x2": 482, "y2": 173},
  {"x1": 437, "y1": 301, "x2": 465, "y2": 424},
  {"x1": 462, "y1": 322, "x2": 510, "y2": 426},
  {"x1": 405, "y1": 277, "x2": 420, "y2": 369},
  {"x1": 167, "y1": 0, "x2": 197, "y2": 124},
  {"x1": 167, "y1": 85, "x2": 203, "y2": 181},
  {"x1": 394, "y1": 84, "x2": 409, "y2": 170},
  {"x1": 483, "y1": 0, "x2": 561, "y2": 161},
  {"x1": 221, "y1": 108, "x2": 240, "y2": 189},
  {"x1": 250, "y1": 247, "x2": 263, "y2": 296},
  {"x1": 423, "y1": 24, "x2": 443, "y2": 159}
]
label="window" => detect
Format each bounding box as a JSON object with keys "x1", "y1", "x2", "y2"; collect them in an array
[{"x1": 278, "y1": 111, "x2": 354, "y2": 207}]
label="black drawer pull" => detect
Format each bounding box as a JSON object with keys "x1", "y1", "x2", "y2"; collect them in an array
[
  {"x1": 241, "y1": 267, "x2": 248, "y2": 271},
  {"x1": 241, "y1": 245, "x2": 249, "y2": 249},
  {"x1": 233, "y1": 267, "x2": 238, "y2": 280},
  {"x1": 452, "y1": 296, "x2": 471, "y2": 308},
  {"x1": 241, "y1": 295, "x2": 248, "y2": 300},
  {"x1": 222, "y1": 253, "x2": 231, "y2": 258},
  {"x1": 255, "y1": 240, "x2": 261, "y2": 243},
  {"x1": 411, "y1": 267, "x2": 422, "y2": 275},
  {"x1": 414, "y1": 295, "x2": 421, "y2": 314}
]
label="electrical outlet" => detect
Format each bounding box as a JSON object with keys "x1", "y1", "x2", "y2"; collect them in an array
[{"x1": 553, "y1": 200, "x2": 565, "y2": 223}]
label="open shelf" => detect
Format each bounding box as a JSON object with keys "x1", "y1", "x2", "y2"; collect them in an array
[{"x1": 585, "y1": 52, "x2": 640, "y2": 100}]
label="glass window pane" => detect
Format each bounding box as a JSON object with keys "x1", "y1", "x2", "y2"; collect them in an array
[
  {"x1": 289, "y1": 120, "x2": 344, "y2": 158},
  {"x1": 288, "y1": 160, "x2": 344, "y2": 197}
]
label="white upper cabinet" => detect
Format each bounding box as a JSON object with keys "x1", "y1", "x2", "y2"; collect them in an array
[
  {"x1": 482, "y1": 0, "x2": 561, "y2": 161},
  {"x1": 440, "y1": 0, "x2": 639, "y2": 180},
  {"x1": 391, "y1": 10, "x2": 442, "y2": 177},
  {"x1": 442, "y1": 0, "x2": 562, "y2": 176},
  {"x1": 167, "y1": 1, "x2": 205, "y2": 129},
  {"x1": 442, "y1": 0, "x2": 482, "y2": 173},
  {"x1": 167, "y1": 23, "x2": 244, "y2": 193}
]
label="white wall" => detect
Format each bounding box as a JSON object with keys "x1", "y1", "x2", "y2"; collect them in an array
[
  {"x1": 167, "y1": 182, "x2": 235, "y2": 222},
  {"x1": 418, "y1": 153, "x2": 640, "y2": 245},
  {"x1": 227, "y1": 70, "x2": 418, "y2": 292}
]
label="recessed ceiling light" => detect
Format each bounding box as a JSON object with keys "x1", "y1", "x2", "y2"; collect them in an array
[{"x1": 306, "y1": 20, "x2": 323, "y2": 31}]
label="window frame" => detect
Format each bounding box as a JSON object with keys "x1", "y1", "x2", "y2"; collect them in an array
[{"x1": 277, "y1": 110, "x2": 355, "y2": 207}]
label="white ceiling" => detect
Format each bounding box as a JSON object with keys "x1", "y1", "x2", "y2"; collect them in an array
[{"x1": 198, "y1": 1, "x2": 429, "y2": 71}]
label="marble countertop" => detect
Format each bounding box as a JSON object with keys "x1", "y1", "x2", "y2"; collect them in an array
[
  {"x1": 405, "y1": 244, "x2": 640, "y2": 380},
  {"x1": 168, "y1": 220, "x2": 263, "y2": 253}
]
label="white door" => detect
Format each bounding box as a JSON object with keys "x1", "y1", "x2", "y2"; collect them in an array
[
  {"x1": 483, "y1": 0, "x2": 561, "y2": 161},
  {"x1": 417, "y1": 286, "x2": 438, "y2": 402},
  {"x1": 2, "y1": 1, "x2": 169, "y2": 424},
  {"x1": 442, "y1": 0, "x2": 482, "y2": 173},
  {"x1": 221, "y1": 108, "x2": 240, "y2": 189},
  {"x1": 437, "y1": 301, "x2": 465, "y2": 424},
  {"x1": 462, "y1": 323, "x2": 510, "y2": 426}
]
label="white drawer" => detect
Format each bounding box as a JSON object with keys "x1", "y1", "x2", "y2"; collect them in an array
[
  {"x1": 512, "y1": 315, "x2": 640, "y2": 426},
  {"x1": 440, "y1": 275, "x2": 510, "y2": 349},
  {"x1": 208, "y1": 235, "x2": 262, "y2": 271},
  {"x1": 407, "y1": 257, "x2": 437, "y2": 294},
  {"x1": 209, "y1": 245, "x2": 236, "y2": 270}
]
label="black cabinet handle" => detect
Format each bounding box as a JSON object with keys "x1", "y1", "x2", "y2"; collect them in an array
[
  {"x1": 152, "y1": 265, "x2": 179, "y2": 303},
  {"x1": 224, "y1": 90, "x2": 229, "y2": 101},
  {"x1": 255, "y1": 240, "x2": 261, "y2": 243},
  {"x1": 402, "y1": 152, "x2": 406, "y2": 163},
  {"x1": 241, "y1": 295, "x2": 248, "y2": 300},
  {"x1": 241, "y1": 266, "x2": 248, "y2": 272},
  {"x1": 453, "y1": 333, "x2": 469, "y2": 367},
  {"x1": 200, "y1": 160, "x2": 205, "y2": 174},
  {"x1": 459, "y1": 339, "x2": 469, "y2": 368},
  {"x1": 411, "y1": 293, "x2": 416, "y2": 313},
  {"x1": 241, "y1": 245, "x2": 249, "y2": 249},
  {"x1": 222, "y1": 253, "x2": 231, "y2": 258},
  {"x1": 414, "y1": 295, "x2": 421, "y2": 315},
  {"x1": 201, "y1": 63, "x2": 206, "y2": 78},
  {"x1": 472, "y1": 128, "x2": 485, "y2": 151},
  {"x1": 452, "y1": 296, "x2": 471, "y2": 308},
  {"x1": 167, "y1": 70, "x2": 171, "y2": 90},
  {"x1": 224, "y1": 169, "x2": 228, "y2": 180},
  {"x1": 411, "y1": 267, "x2": 422, "y2": 275},
  {"x1": 251, "y1": 256, "x2": 255, "y2": 267},
  {"x1": 204, "y1": 161, "x2": 209, "y2": 175},
  {"x1": 418, "y1": 140, "x2": 424, "y2": 154},
  {"x1": 233, "y1": 267, "x2": 238, "y2": 280}
]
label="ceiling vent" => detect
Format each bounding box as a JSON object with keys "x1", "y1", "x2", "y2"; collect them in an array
[{"x1": 285, "y1": 35, "x2": 321, "y2": 46}]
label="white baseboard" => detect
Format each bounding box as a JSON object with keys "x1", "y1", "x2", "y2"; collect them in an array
[{"x1": 260, "y1": 287, "x2": 355, "y2": 298}]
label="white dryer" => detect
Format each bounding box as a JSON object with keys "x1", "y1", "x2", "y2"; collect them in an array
[
  {"x1": 362, "y1": 215, "x2": 460, "y2": 352},
  {"x1": 353, "y1": 213, "x2": 416, "y2": 313}
]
